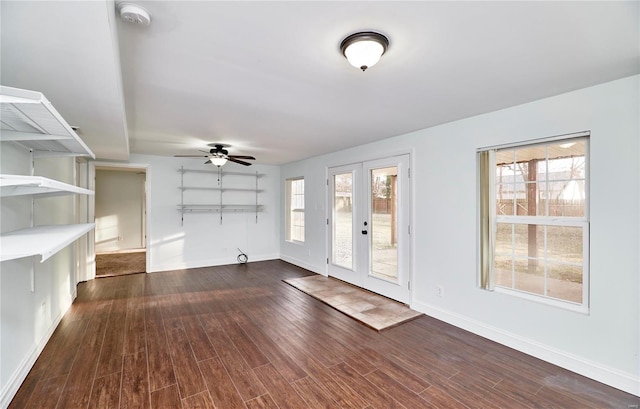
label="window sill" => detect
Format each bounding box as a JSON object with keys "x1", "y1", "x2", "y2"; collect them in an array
[
  {"x1": 285, "y1": 239, "x2": 305, "y2": 245},
  {"x1": 494, "y1": 286, "x2": 589, "y2": 314}
]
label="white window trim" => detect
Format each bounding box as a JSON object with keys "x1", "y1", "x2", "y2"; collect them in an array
[
  {"x1": 479, "y1": 132, "x2": 590, "y2": 313},
  {"x1": 285, "y1": 177, "x2": 305, "y2": 243}
]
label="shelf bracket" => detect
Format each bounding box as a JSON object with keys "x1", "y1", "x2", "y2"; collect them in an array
[{"x1": 30, "y1": 258, "x2": 36, "y2": 293}]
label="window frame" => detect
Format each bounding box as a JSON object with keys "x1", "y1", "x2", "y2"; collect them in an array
[
  {"x1": 479, "y1": 132, "x2": 590, "y2": 313},
  {"x1": 285, "y1": 177, "x2": 305, "y2": 243}
]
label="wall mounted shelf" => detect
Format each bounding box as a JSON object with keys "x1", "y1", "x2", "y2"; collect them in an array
[
  {"x1": 0, "y1": 85, "x2": 95, "y2": 159},
  {"x1": 0, "y1": 174, "x2": 95, "y2": 198},
  {"x1": 177, "y1": 167, "x2": 263, "y2": 224},
  {"x1": 0, "y1": 223, "x2": 95, "y2": 263},
  {"x1": 179, "y1": 186, "x2": 264, "y2": 193},
  {"x1": 177, "y1": 204, "x2": 263, "y2": 213}
]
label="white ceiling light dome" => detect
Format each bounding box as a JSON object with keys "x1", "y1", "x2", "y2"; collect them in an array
[{"x1": 340, "y1": 31, "x2": 389, "y2": 72}]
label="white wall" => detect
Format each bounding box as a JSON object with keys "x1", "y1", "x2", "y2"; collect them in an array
[
  {"x1": 129, "y1": 154, "x2": 280, "y2": 272},
  {"x1": 95, "y1": 169, "x2": 145, "y2": 252},
  {"x1": 280, "y1": 75, "x2": 640, "y2": 395},
  {"x1": 0, "y1": 144, "x2": 78, "y2": 408}
]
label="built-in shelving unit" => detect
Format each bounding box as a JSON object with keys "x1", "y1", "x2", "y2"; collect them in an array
[
  {"x1": 0, "y1": 174, "x2": 94, "y2": 197},
  {"x1": 1, "y1": 86, "x2": 95, "y2": 271},
  {"x1": 0, "y1": 85, "x2": 96, "y2": 158},
  {"x1": 0, "y1": 224, "x2": 96, "y2": 262},
  {"x1": 177, "y1": 167, "x2": 264, "y2": 224}
]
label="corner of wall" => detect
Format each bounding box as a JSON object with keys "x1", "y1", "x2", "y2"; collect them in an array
[
  {"x1": 0, "y1": 293, "x2": 76, "y2": 408},
  {"x1": 412, "y1": 300, "x2": 640, "y2": 397}
]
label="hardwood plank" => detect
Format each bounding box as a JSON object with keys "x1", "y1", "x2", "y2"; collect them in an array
[
  {"x1": 374, "y1": 358, "x2": 431, "y2": 394},
  {"x1": 96, "y1": 297, "x2": 127, "y2": 377},
  {"x1": 56, "y1": 303, "x2": 111, "y2": 409},
  {"x1": 199, "y1": 314, "x2": 266, "y2": 401},
  {"x1": 229, "y1": 311, "x2": 308, "y2": 382},
  {"x1": 366, "y1": 338, "x2": 454, "y2": 386},
  {"x1": 241, "y1": 298, "x2": 347, "y2": 368},
  {"x1": 180, "y1": 315, "x2": 217, "y2": 362},
  {"x1": 151, "y1": 384, "x2": 182, "y2": 409},
  {"x1": 8, "y1": 368, "x2": 41, "y2": 409},
  {"x1": 145, "y1": 319, "x2": 176, "y2": 392},
  {"x1": 164, "y1": 317, "x2": 207, "y2": 399},
  {"x1": 429, "y1": 378, "x2": 505, "y2": 409},
  {"x1": 291, "y1": 376, "x2": 342, "y2": 409},
  {"x1": 124, "y1": 296, "x2": 146, "y2": 355},
  {"x1": 419, "y1": 385, "x2": 470, "y2": 409},
  {"x1": 329, "y1": 362, "x2": 404, "y2": 409},
  {"x1": 39, "y1": 319, "x2": 88, "y2": 378},
  {"x1": 252, "y1": 363, "x2": 309, "y2": 409},
  {"x1": 297, "y1": 353, "x2": 374, "y2": 409},
  {"x1": 198, "y1": 357, "x2": 246, "y2": 409},
  {"x1": 538, "y1": 372, "x2": 640, "y2": 409},
  {"x1": 214, "y1": 312, "x2": 269, "y2": 368},
  {"x1": 182, "y1": 391, "x2": 216, "y2": 409},
  {"x1": 22, "y1": 375, "x2": 67, "y2": 409},
  {"x1": 364, "y1": 369, "x2": 436, "y2": 409},
  {"x1": 245, "y1": 394, "x2": 281, "y2": 409},
  {"x1": 536, "y1": 386, "x2": 604, "y2": 409},
  {"x1": 121, "y1": 352, "x2": 150, "y2": 409},
  {"x1": 89, "y1": 372, "x2": 121, "y2": 409}
]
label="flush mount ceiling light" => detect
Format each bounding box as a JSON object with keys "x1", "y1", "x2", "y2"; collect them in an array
[{"x1": 340, "y1": 31, "x2": 389, "y2": 72}]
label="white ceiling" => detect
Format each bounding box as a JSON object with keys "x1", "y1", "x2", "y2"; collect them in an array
[{"x1": 2, "y1": 1, "x2": 638, "y2": 164}]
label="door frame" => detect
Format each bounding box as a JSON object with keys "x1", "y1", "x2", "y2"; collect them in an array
[
  {"x1": 88, "y1": 161, "x2": 150, "y2": 281},
  {"x1": 325, "y1": 151, "x2": 414, "y2": 305}
]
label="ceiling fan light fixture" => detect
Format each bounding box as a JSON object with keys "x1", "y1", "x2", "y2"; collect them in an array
[
  {"x1": 210, "y1": 157, "x2": 228, "y2": 167},
  {"x1": 340, "y1": 31, "x2": 389, "y2": 71}
]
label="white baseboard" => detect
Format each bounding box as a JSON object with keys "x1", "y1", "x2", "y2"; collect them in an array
[
  {"x1": 279, "y1": 255, "x2": 326, "y2": 275},
  {"x1": 149, "y1": 253, "x2": 280, "y2": 273},
  {"x1": 0, "y1": 297, "x2": 74, "y2": 409},
  {"x1": 412, "y1": 301, "x2": 640, "y2": 397}
]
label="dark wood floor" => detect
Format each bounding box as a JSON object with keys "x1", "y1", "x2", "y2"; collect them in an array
[{"x1": 9, "y1": 260, "x2": 639, "y2": 409}]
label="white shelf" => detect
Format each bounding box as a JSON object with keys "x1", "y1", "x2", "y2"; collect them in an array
[
  {"x1": 0, "y1": 86, "x2": 95, "y2": 158},
  {"x1": 0, "y1": 174, "x2": 94, "y2": 198},
  {"x1": 177, "y1": 168, "x2": 264, "y2": 177},
  {"x1": 178, "y1": 166, "x2": 263, "y2": 224},
  {"x1": 179, "y1": 186, "x2": 263, "y2": 193},
  {"x1": 177, "y1": 204, "x2": 263, "y2": 213},
  {"x1": 0, "y1": 223, "x2": 95, "y2": 262}
]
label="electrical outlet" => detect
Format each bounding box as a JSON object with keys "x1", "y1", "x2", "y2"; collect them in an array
[{"x1": 436, "y1": 285, "x2": 444, "y2": 298}]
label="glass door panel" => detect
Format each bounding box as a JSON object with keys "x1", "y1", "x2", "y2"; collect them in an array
[
  {"x1": 370, "y1": 166, "x2": 398, "y2": 282},
  {"x1": 332, "y1": 172, "x2": 353, "y2": 270}
]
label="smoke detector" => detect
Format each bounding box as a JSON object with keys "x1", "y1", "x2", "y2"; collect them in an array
[{"x1": 118, "y1": 3, "x2": 151, "y2": 26}]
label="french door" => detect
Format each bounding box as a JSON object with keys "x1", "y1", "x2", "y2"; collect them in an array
[{"x1": 328, "y1": 155, "x2": 411, "y2": 303}]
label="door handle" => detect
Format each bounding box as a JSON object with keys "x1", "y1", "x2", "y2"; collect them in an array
[{"x1": 361, "y1": 230, "x2": 368, "y2": 235}]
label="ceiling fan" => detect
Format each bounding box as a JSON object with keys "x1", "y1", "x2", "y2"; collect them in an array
[{"x1": 174, "y1": 143, "x2": 256, "y2": 166}]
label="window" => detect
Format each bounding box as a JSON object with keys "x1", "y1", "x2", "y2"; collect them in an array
[
  {"x1": 286, "y1": 177, "x2": 305, "y2": 242},
  {"x1": 479, "y1": 134, "x2": 589, "y2": 310}
]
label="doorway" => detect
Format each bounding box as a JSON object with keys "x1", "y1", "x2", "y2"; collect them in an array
[
  {"x1": 94, "y1": 166, "x2": 147, "y2": 277},
  {"x1": 328, "y1": 154, "x2": 411, "y2": 303}
]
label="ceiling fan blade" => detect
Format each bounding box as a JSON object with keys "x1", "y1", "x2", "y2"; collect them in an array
[
  {"x1": 204, "y1": 159, "x2": 212, "y2": 164},
  {"x1": 174, "y1": 154, "x2": 211, "y2": 158},
  {"x1": 228, "y1": 155, "x2": 255, "y2": 160},
  {"x1": 227, "y1": 157, "x2": 252, "y2": 166}
]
